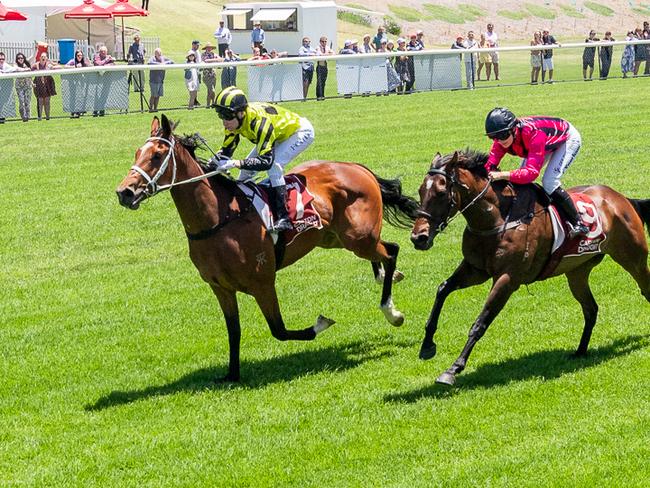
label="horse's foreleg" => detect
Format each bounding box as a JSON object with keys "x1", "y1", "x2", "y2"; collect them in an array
[
  {"x1": 211, "y1": 285, "x2": 242, "y2": 382},
  {"x1": 420, "y1": 260, "x2": 490, "y2": 360},
  {"x1": 436, "y1": 273, "x2": 516, "y2": 386},
  {"x1": 377, "y1": 241, "x2": 404, "y2": 327},
  {"x1": 566, "y1": 257, "x2": 603, "y2": 356},
  {"x1": 254, "y1": 286, "x2": 335, "y2": 341},
  {"x1": 372, "y1": 262, "x2": 404, "y2": 285}
]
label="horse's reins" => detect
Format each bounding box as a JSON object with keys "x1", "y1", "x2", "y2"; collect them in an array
[{"x1": 417, "y1": 167, "x2": 493, "y2": 233}]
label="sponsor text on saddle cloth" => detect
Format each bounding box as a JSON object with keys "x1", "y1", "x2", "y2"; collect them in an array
[
  {"x1": 237, "y1": 175, "x2": 323, "y2": 244},
  {"x1": 539, "y1": 192, "x2": 607, "y2": 279}
]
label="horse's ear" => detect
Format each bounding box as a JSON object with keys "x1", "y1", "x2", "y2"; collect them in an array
[
  {"x1": 161, "y1": 114, "x2": 172, "y2": 138},
  {"x1": 431, "y1": 152, "x2": 442, "y2": 167},
  {"x1": 447, "y1": 151, "x2": 460, "y2": 170},
  {"x1": 151, "y1": 116, "x2": 160, "y2": 136}
]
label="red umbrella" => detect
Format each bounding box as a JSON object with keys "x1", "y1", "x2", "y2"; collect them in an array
[
  {"x1": 64, "y1": 0, "x2": 113, "y2": 47},
  {"x1": 106, "y1": 0, "x2": 149, "y2": 61},
  {"x1": 0, "y1": 2, "x2": 27, "y2": 21}
]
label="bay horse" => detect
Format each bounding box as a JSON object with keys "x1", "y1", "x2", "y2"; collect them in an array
[
  {"x1": 410, "y1": 149, "x2": 650, "y2": 386},
  {"x1": 116, "y1": 115, "x2": 419, "y2": 382}
]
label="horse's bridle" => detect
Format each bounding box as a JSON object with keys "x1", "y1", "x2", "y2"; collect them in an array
[
  {"x1": 130, "y1": 135, "x2": 224, "y2": 197},
  {"x1": 417, "y1": 166, "x2": 492, "y2": 233}
]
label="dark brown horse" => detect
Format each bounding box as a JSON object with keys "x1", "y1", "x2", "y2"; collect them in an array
[
  {"x1": 116, "y1": 115, "x2": 418, "y2": 381},
  {"x1": 410, "y1": 150, "x2": 650, "y2": 386}
]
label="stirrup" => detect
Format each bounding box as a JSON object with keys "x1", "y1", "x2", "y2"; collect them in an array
[
  {"x1": 568, "y1": 222, "x2": 589, "y2": 239},
  {"x1": 272, "y1": 218, "x2": 293, "y2": 233}
]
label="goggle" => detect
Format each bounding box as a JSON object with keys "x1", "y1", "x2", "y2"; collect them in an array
[
  {"x1": 215, "y1": 106, "x2": 237, "y2": 120},
  {"x1": 489, "y1": 130, "x2": 512, "y2": 141}
]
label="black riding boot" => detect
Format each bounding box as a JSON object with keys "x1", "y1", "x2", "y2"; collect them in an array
[
  {"x1": 551, "y1": 187, "x2": 589, "y2": 238},
  {"x1": 271, "y1": 185, "x2": 293, "y2": 232}
]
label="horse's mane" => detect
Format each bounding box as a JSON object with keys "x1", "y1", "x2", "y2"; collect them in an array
[{"x1": 432, "y1": 148, "x2": 490, "y2": 178}]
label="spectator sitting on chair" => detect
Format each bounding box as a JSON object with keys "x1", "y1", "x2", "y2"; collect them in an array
[
  {"x1": 148, "y1": 47, "x2": 173, "y2": 112},
  {"x1": 251, "y1": 22, "x2": 265, "y2": 50},
  {"x1": 298, "y1": 36, "x2": 316, "y2": 99},
  {"x1": 214, "y1": 20, "x2": 232, "y2": 57},
  {"x1": 65, "y1": 50, "x2": 90, "y2": 118},
  {"x1": 92, "y1": 46, "x2": 115, "y2": 116}
]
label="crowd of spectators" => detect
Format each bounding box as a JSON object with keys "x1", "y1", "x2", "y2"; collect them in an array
[{"x1": 1, "y1": 18, "x2": 650, "y2": 122}]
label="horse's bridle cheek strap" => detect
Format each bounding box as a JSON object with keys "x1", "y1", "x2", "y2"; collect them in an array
[{"x1": 130, "y1": 136, "x2": 177, "y2": 196}]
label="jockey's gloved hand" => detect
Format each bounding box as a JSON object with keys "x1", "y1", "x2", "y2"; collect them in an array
[
  {"x1": 216, "y1": 159, "x2": 239, "y2": 171},
  {"x1": 206, "y1": 152, "x2": 230, "y2": 170}
]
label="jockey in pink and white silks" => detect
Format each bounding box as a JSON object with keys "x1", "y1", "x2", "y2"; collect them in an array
[{"x1": 484, "y1": 107, "x2": 589, "y2": 238}]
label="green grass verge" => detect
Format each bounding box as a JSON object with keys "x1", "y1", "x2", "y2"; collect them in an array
[
  {"x1": 559, "y1": 3, "x2": 586, "y2": 18},
  {"x1": 1, "y1": 52, "x2": 650, "y2": 487},
  {"x1": 337, "y1": 10, "x2": 372, "y2": 27},
  {"x1": 345, "y1": 3, "x2": 371, "y2": 11},
  {"x1": 457, "y1": 3, "x2": 487, "y2": 20},
  {"x1": 497, "y1": 9, "x2": 529, "y2": 20},
  {"x1": 423, "y1": 4, "x2": 466, "y2": 24},
  {"x1": 632, "y1": 7, "x2": 650, "y2": 15},
  {"x1": 524, "y1": 2, "x2": 557, "y2": 19},
  {"x1": 388, "y1": 4, "x2": 422, "y2": 22},
  {"x1": 584, "y1": 1, "x2": 615, "y2": 16}
]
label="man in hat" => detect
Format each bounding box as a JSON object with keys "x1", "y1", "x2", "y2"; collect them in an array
[
  {"x1": 202, "y1": 42, "x2": 222, "y2": 106},
  {"x1": 339, "y1": 40, "x2": 355, "y2": 54},
  {"x1": 251, "y1": 22, "x2": 265, "y2": 50},
  {"x1": 214, "y1": 19, "x2": 232, "y2": 57}
]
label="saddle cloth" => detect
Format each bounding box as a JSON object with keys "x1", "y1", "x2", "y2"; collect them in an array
[
  {"x1": 237, "y1": 174, "x2": 323, "y2": 245},
  {"x1": 538, "y1": 192, "x2": 607, "y2": 279}
]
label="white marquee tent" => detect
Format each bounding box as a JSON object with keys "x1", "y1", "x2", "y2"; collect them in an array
[{"x1": 0, "y1": 0, "x2": 115, "y2": 50}]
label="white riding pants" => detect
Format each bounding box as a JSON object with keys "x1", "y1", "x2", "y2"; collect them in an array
[{"x1": 238, "y1": 117, "x2": 315, "y2": 187}]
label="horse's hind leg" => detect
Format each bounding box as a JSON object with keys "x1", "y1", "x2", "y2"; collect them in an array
[
  {"x1": 565, "y1": 256, "x2": 604, "y2": 357},
  {"x1": 254, "y1": 285, "x2": 335, "y2": 342},
  {"x1": 376, "y1": 241, "x2": 405, "y2": 326},
  {"x1": 371, "y1": 261, "x2": 404, "y2": 285}
]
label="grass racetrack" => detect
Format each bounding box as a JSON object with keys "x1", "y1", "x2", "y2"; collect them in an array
[{"x1": 1, "y1": 77, "x2": 650, "y2": 486}]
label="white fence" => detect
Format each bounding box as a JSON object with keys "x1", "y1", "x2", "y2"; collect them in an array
[{"x1": 0, "y1": 39, "x2": 648, "y2": 122}]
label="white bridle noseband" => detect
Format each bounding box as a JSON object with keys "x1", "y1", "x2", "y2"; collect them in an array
[
  {"x1": 130, "y1": 136, "x2": 178, "y2": 196},
  {"x1": 130, "y1": 135, "x2": 224, "y2": 197}
]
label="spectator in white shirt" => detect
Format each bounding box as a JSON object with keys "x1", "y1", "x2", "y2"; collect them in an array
[
  {"x1": 298, "y1": 36, "x2": 317, "y2": 99},
  {"x1": 485, "y1": 23, "x2": 500, "y2": 80},
  {"x1": 214, "y1": 20, "x2": 232, "y2": 57}
]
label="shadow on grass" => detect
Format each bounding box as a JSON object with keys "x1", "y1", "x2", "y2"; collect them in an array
[
  {"x1": 384, "y1": 334, "x2": 650, "y2": 403},
  {"x1": 86, "y1": 337, "x2": 414, "y2": 411}
]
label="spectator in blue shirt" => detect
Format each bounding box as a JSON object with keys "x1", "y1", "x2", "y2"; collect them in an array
[
  {"x1": 298, "y1": 36, "x2": 316, "y2": 99},
  {"x1": 251, "y1": 22, "x2": 265, "y2": 50}
]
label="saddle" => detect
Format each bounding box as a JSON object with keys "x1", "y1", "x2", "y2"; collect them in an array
[{"x1": 237, "y1": 174, "x2": 323, "y2": 245}]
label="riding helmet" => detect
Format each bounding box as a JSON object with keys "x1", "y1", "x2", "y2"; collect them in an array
[
  {"x1": 214, "y1": 86, "x2": 248, "y2": 117},
  {"x1": 485, "y1": 107, "x2": 517, "y2": 137}
]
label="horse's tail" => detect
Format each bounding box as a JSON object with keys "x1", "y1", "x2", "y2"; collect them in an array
[
  {"x1": 629, "y1": 198, "x2": 650, "y2": 236},
  {"x1": 365, "y1": 168, "x2": 419, "y2": 229}
]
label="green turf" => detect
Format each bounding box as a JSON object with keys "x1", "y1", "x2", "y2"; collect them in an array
[
  {"x1": 457, "y1": 3, "x2": 487, "y2": 20},
  {"x1": 337, "y1": 10, "x2": 372, "y2": 27},
  {"x1": 584, "y1": 1, "x2": 615, "y2": 16},
  {"x1": 559, "y1": 3, "x2": 586, "y2": 18},
  {"x1": 422, "y1": 4, "x2": 466, "y2": 24},
  {"x1": 388, "y1": 4, "x2": 423, "y2": 22},
  {"x1": 524, "y1": 2, "x2": 557, "y2": 19},
  {"x1": 497, "y1": 9, "x2": 529, "y2": 20},
  {"x1": 1, "y1": 57, "x2": 650, "y2": 486}
]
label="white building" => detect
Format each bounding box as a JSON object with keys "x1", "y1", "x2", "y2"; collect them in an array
[{"x1": 220, "y1": 1, "x2": 337, "y2": 55}]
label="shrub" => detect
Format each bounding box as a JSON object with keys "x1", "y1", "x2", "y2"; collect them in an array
[
  {"x1": 383, "y1": 15, "x2": 401, "y2": 36},
  {"x1": 337, "y1": 10, "x2": 372, "y2": 27}
]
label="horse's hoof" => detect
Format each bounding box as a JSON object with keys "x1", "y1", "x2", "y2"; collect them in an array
[
  {"x1": 314, "y1": 315, "x2": 335, "y2": 334},
  {"x1": 381, "y1": 299, "x2": 404, "y2": 327},
  {"x1": 393, "y1": 270, "x2": 405, "y2": 283},
  {"x1": 419, "y1": 343, "x2": 437, "y2": 360},
  {"x1": 435, "y1": 372, "x2": 456, "y2": 386}
]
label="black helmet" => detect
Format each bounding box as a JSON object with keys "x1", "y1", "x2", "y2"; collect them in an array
[
  {"x1": 485, "y1": 107, "x2": 517, "y2": 138},
  {"x1": 214, "y1": 86, "x2": 248, "y2": 119}
]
